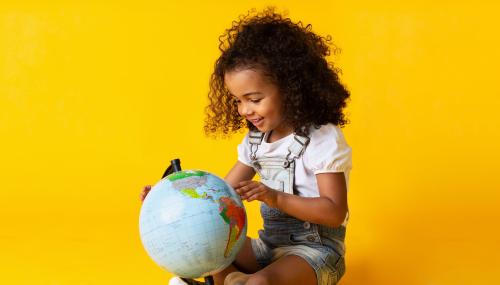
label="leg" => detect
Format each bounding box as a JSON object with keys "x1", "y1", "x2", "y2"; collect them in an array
[
  {"x1": 245, "y1": 255, "x2": 317, "y2": 285},
  {"x1": 213, "y1": 237, "x2": 261, "y2": 284}
]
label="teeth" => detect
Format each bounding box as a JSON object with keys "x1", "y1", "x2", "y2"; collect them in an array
[{"x1": 249, "y1": 118, "x2": 262, "y2": 124}]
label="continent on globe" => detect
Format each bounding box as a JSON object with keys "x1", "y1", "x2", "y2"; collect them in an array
[
  {"x1": 167, "y1": 170, "x2": 205, "y2": 181},
  {"x1": 218, "y1": 197, "x2": 246, "y2": 257},
  {"x1": 180, "y1": 188, "x2": 204, "y2": 199},
  {"x1": 169, "y1": 171, "x2": 208, "y2": 190}
]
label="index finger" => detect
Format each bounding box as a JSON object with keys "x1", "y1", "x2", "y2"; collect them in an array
[{"x1": 236, "y1": 180, "x2": 255, "y2": 188}]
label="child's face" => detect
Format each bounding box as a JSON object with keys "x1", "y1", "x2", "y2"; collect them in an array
[{"x1": 224, "y1": 68, "x2": 290, "y2": 134}]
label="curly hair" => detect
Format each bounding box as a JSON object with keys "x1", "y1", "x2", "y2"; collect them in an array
[{"x1": 204, "y1": 7, "x2": 350, "y2": 137}]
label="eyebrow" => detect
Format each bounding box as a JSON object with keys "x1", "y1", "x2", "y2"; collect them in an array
[{"x1": 231, "y1": 92, "x2": 262, "y2": 97}]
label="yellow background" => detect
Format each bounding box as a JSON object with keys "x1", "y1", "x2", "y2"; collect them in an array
[{"x1": 1, "y1": 1, "x2": 499, "y2": 284}]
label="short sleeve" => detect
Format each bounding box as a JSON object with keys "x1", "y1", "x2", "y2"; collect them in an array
[
  {"x1": 304, "y1": 125, "x2": 352, "y2": 175},
  {"x1": 237, "y1": 133, "x2": 253, "y2": 167}
]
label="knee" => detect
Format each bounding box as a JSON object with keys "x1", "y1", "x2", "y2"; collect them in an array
[{"x1": 245, "y1": 273, "x2": 271, "y2": 285}]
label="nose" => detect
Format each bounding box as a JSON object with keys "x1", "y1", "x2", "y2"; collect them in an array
[{"x1": 238, "y1": 102, "x2": 253, "y2": 116}]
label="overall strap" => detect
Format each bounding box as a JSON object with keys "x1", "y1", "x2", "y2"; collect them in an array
[
  {"x1": 248, "y1": 131, "x2": 264, "y2": 160},
  {"x1": 284, "y1": 134, "x2": 310, "y2": 167},
  {"x1": 248, "y1": 130, "x2": 310, "y2": 166}
]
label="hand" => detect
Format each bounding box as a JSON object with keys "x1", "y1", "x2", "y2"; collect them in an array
[
  {"x1": 140, "y1": 185, "x2": 152, "y2": 202},
  {"x1": 235, "y1": 180, "x2": 279, "y2": 208}
]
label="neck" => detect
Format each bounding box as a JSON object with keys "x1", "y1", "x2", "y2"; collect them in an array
[{"x1": 268, "y1": 125, "x2": 293, "y2": 143}]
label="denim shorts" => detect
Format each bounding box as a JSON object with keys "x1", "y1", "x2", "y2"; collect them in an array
[{"x1": 251, "y1": 203, "x2": 346, "y2": 285}]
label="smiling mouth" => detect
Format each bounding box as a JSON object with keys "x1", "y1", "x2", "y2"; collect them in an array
[{"x1": 249, "y1": 118, "x2": 263, "y2": 126}]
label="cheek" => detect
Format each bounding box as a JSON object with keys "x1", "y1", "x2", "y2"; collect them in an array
[
  {"x1": 267, "y1": 106, "x2": 281, "y2": 119},
  {"x1": 267, "y1": 98, "x2": 283, "y2": 118}
]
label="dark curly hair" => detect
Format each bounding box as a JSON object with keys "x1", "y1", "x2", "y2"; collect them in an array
[{"x1": 204, "y1": 7, "x2": 350, "y2": 137}]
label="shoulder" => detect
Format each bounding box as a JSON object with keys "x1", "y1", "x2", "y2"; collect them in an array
[
  {"x1": 303, "y1": 124, "x2": 352, "y2": 172},
  {"x1": 308, "y1": 124, "x2": 349, "y2": 149}
]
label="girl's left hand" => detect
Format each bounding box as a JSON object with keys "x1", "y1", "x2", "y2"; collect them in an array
[{"x1": 235, "y1": 180, "x2": 279, "y2": 208}]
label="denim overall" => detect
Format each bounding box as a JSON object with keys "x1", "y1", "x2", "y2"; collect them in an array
[{"x1": 248, "y1": 131, "x2": 346, "y2": 284}]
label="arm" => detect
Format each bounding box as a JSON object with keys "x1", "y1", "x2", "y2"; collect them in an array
[
  {"x1": 278, "y1": 172, "x2": 348, "y2": 227},
  {"x1": 236, "y1": 172, "x2": 348, "y2": 228},
  {"x1": 225, "y1": 161, "x2": 256, "y2": 189}
]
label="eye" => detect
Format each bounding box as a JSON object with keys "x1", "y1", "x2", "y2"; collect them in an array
[{"x1": 250, "y1": 99, "x2": 262, "y2": 103}]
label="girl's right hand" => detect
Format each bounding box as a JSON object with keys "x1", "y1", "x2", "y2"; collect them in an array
[{"x1": 140, "y1": 185, "x2": 152, "y2": 202}]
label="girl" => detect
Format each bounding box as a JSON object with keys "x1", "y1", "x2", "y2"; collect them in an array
[{"x1": 142, "y1": 7, "x2": 351, "y2": 285}]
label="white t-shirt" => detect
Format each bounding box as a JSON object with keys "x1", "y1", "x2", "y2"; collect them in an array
[{"x1": 237, "y1": 124, "x2": 352, "y2": 197}]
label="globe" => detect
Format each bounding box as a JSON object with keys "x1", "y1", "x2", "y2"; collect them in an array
[{"x1": 139, "y1": 170, "x2": 247, "y2": 279}]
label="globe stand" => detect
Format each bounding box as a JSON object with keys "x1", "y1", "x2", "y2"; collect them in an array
[{"x1": 164, "y1": 159, "x2": 216, "y2": 285}]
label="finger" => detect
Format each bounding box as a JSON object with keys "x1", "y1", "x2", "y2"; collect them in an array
[
  {"x1": 237, "y1": 180, "x2": 255, "y2": 187},
  {"x1": 235, "y1": 184, "x2": 248, "y2": 193},
  {"x1": 140, "y1": 186, "x2": 152, "y2": 201},
  {"x1": 246, "y1": 192, "x2": 265, "y2": 202},
  {"x1": 235, "y1": 187, "x2": 249, "y2": 196},
  {"x1": 140, "y1": 190, "x2": 149, "y2": 199},
  {"x1": 236, "y1": 183, "x2": 258, "y2": 195},
  {"x1": 237, "y1": 181, "x2": 260, "y2": 190},
  {"x1": 241, "y1": 187, "x2": 265, "y2": 200}
]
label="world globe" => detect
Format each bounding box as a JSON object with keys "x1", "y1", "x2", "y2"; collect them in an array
[{"x1": 139, "y1": 170, "x2": 247, "y2": 279}]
